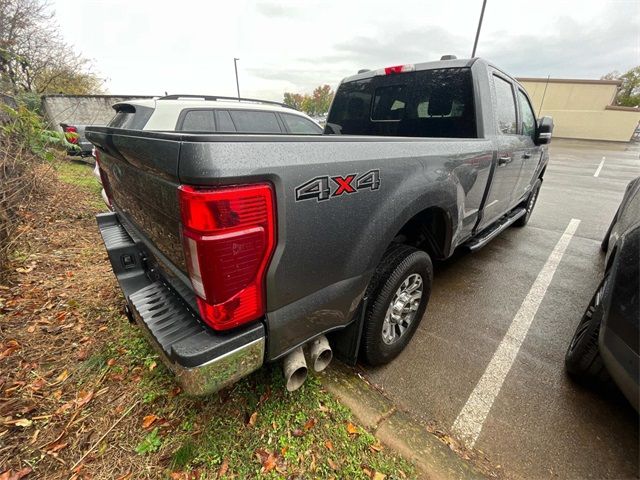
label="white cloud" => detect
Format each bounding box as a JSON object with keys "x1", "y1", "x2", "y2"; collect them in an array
[{"x1": 52, "y1": 0, "x2": 639, "y2": 100}]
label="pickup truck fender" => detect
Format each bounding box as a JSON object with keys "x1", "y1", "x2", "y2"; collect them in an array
[{"x1": 262, "y1": 148, "x2": 485, "y2": 361}]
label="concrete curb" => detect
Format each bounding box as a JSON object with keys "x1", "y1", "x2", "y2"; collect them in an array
[{"x1": 320, "y1": 364, "x2": 488, "y2": 480}]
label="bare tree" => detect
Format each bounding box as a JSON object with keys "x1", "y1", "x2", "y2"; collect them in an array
[{"x1": 0, "y1": 0, "x2": 103, "y2": 95}]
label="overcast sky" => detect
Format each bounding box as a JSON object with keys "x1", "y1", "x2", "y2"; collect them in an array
[{"x1": 53, "y1": 0, "x2": 639, "y2": 100}]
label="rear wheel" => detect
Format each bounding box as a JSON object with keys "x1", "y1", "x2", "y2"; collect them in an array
[
  {"x1": 565, "y1": 277, "x2": 611, "y2": 384},
  {"x1": 362, "y1": 245, "x2": 433, "y2": 366},
  {"x1": 514, "y1": 179, "x2": 542, "y2": 227}
]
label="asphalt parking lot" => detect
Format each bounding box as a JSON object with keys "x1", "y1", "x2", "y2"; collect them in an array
[{"x1": 362, "y1": 139, "x2": 640, "y2": 479}]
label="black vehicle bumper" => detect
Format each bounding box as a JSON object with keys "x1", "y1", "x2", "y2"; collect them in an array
[{"x1": 97, "y1": 212, "x2": 265, "y2": 395}]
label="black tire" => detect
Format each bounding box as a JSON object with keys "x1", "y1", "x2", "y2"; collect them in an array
[
  {"x1": 514, "y1": 178, "x2": 542, "y2": 227},
  {"x1": 565, "y1": 277, "x2": 611, "y2": 384},
  {"x1": 362, "y1": 245, "x2": 433, "y2": 366}
]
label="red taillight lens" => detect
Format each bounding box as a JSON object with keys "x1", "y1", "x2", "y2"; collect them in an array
[
  {"x1": 178, "y1": 184, "x2": 276, "y2": 331},
  {"x1": 64, "y1": 125, "x2": 79, "y2": 144}
]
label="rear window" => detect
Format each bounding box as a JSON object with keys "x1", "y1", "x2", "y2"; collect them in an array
[
  {"x1": 108, "y1": 104, "x2": 153, "y2": 130},
  {"x1": 216, "y1": 110, "x2": 236, "y2": 132},
  {"x1": 229, "y1": 110, "x2": 281, "y2": 133},
  {"x1": 281, "y1": 113, "x2": 322, "y2": 134},
  {"x1": 326, "y1": 67, "x2": 476, "y2": 138},
  {"x1": 179, "y1": 109, "x2": 215, "y2": 132}
]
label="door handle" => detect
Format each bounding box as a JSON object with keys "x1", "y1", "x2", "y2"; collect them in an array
[
  {"x1": 498, "y1": 155, "x2": 512, "y2": 166},
  {"x1": 522, "y1": 152, "x2": 531, "y2": 159}
]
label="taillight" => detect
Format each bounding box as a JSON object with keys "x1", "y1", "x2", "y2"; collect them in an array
[
  {"x1": 64, "y1": 125, "x2": 79, "y2": 144},
  {"x1": 178, "y1": 184, "x2": 276, "y2": 331}
]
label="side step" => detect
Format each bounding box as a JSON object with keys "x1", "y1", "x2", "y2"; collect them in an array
[{"x1": 465, "y1": 207, "x2": 526, "y2": 252}]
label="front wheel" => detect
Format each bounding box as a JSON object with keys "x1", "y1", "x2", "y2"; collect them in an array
[
  {"x1": 361, "y1": 245, "x2": 433, "y2": 366},
  {"x1": 514, "y1": 179, "x2": 542, "y2": 227}
]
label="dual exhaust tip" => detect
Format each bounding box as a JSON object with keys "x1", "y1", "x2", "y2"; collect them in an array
[{"x1": 283, "y1": 335, "x2": 332, "y2": 392}]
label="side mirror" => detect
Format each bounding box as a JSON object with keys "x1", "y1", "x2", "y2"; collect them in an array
[{"x1": 536, "y1": 116, "x2": 553, "y2": 145}]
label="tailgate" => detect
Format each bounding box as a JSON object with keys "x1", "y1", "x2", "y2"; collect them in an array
[{"x1": 86, "y1": 128, "x2": 187, "y2": 273}]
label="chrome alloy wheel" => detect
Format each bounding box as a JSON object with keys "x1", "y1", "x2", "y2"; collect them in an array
[{"x1": 381, "y1": 273, "x2": 423, "y2": 345}]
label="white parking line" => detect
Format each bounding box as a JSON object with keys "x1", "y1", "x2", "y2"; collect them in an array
[
  {"x1": 594, "y1": 157, "x2": 605, "y2": 177},
  {"x1": 451, "y1": 218, "x2": 581, "y2": 448}
]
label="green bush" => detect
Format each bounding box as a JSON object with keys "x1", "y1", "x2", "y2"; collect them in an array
[{"x1": 0, "y1": 104, "x2": 77, "y2": 160}]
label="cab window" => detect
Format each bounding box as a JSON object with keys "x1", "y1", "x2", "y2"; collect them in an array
[
  {"x1": 493, "y1": 75, "x2": 517, "y2": 135},
  {"x1": 517, "y1": 89, "x2": 536, "y2": 139}
]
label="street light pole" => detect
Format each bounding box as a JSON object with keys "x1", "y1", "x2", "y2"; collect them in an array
[
  {"x1": 233, "y1": 58, "x2": 240, "y2": 100},
  {"x1": 471, "y1": 0, "x2": 487, "y2": 58}
]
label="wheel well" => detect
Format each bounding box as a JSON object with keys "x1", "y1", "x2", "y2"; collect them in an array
[{"x1": 392, "y1": 207, "x2": 450, "y2": 260}]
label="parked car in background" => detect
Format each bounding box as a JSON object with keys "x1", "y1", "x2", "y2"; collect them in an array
[
  {"x1": 61, "y1": 123, "x2": 97, "y2": 157},
  {"x1": 87, "y1": 57, "x2": 553, "y2": 395},
  {"x1": 565, "y1": 176, "x2": 640, "y2": 412},
  {"x1": 107, "y1": 95, "x2": 323, "y2": 134},
  {"x1": 92, "y1": 95, "x2": 323, "y2": 209}
]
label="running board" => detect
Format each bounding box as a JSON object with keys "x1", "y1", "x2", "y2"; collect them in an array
[{"x1": 465, "y1": 208, "x2": 527, "y2": 251}]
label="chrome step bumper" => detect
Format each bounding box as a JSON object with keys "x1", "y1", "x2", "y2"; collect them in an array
[{"x1": 96, "y1": 212, "x2": 265, "y2": 395}]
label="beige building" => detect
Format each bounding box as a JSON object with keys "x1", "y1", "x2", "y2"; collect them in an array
[{"x1": 518, "y1": 78, "x2": 640, "y2": 142}]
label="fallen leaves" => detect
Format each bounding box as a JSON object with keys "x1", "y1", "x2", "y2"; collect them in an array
[
  {"x1": 54, "y1": 370, "x2": 69, "y2": 384},
  {"x1": 15, "y1": 261, "x2": 36, "y2": 274},
  {"x1": 346, "y1": 421, "x2": 360, "y2": 435},
  {"x1": 75, "y1": 390, "x2": 94, "y2": 408},
  {"x1": 324, "y1": 439, "x2": 334, "y2": 451},
  {"x1": 303, "y1": 417, "x2": 317, "y2": 431},
  {"x1": 0, "y1": 467, "x2": 32, "y2": 480},
  {"x1": 7, "y1": 418, "x2": 32, "y2": 428},
  {"x1": 0, "y1": 340, "x2": 20, "y2": 359},
  {"x1": 216, "y1": 458, "x2": 229, "y2": 478},
  {"x1": 142, "y1": 414, "x2": 158, "y2": 429},
  {"x1": 255, "y1": 449, "x2": 277, "y2": 473},
  {"x1": 247, "y1": 411, "x2": 258, "y2": 427},
  {"x1": 369, "y1": 440, "x2": 383, "y2": 453}
]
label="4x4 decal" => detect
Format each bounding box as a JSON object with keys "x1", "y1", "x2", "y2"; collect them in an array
[{"x1": 295, "y1": 169, "x2": 381, "y2": 202}]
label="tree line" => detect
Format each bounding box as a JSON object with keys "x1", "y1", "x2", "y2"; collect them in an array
[
  {"x1": 0, "y1": 0, "x2": 103, "y2": 97},
  {"x1": 283, "y1": 84, "x2": 334, "y2": 117},
  {"x1": 602, "y1": 66, "x2": 640, "y2": 108}
]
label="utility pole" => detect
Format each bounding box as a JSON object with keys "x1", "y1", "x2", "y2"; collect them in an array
[
  {"x1": 471, "y1": 0, "x2": 487, "y2": 57},
  {"x1": 233, "y1": 58, "x2": 240, "y2": 99}
]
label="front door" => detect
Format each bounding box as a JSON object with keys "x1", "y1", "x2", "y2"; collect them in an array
[{"x1": 513, "y1": 88, "x2": 542, "y2": 201}]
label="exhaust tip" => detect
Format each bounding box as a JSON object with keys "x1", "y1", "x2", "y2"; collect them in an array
[
  {"x1": 283, "y1": 346, "x2": 308, "y2": 392},
  {"x1": 286, "y1": 365, "x2": 308, "y2": 392},
  {"x1": 309, "y1": 335, "x2": 333, "y2": 372},
  {"x1": 313, "y1": 348, "x2": 333, "y2": 372}
]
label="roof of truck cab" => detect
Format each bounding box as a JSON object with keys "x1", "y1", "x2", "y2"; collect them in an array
[{"x1": 340, "y1": 57, "x2": 516, "y2": 85}]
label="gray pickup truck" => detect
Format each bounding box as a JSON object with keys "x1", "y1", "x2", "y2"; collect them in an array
[{"x1": 86, "y1": 57, "x2": 553, "y2": 395}]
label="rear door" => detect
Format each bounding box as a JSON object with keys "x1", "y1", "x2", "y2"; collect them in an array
[
  {"x1": 513, "y1": 88, "x2": 541, "y2": 200},
  {"x1": 478, "y1": 72, "x2": 522, "y2": 228}
]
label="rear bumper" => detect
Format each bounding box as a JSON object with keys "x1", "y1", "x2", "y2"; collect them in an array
[{"x1": 97, "y1": 212, "x2": 265, "y2": 395}]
